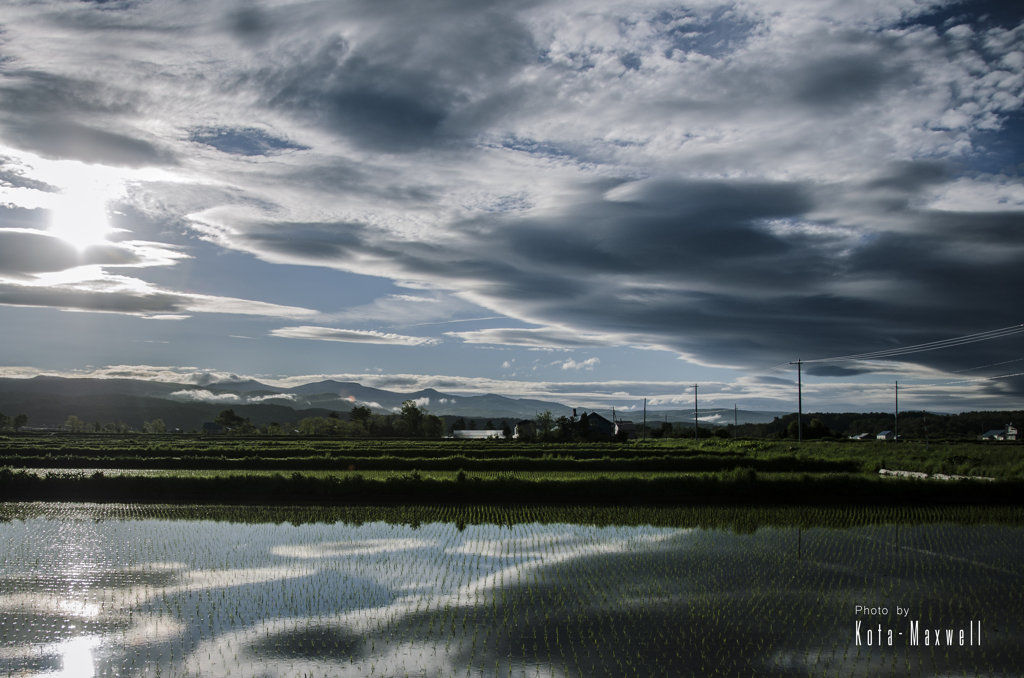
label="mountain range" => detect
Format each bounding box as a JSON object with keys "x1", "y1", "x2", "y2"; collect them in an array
[{"x1": 0, "y1": 376, "x2": 786, "y2": 431}]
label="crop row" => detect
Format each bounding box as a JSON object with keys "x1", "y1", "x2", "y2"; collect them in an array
[
  {"x1": 2, "y1": 500, "x2": 1023, "y2": 530},
  {"x1": 2, "y1": 467, "x2": 1021, "y2": 506},
  {"x1": 0, "y1": 453, "x2": 863, "y2": 473},
  {"x1": 2, "y1": 436, "x2": 1019, "y2": 478}
]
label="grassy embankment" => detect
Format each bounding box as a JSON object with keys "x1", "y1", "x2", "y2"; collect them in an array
[{"x1": 1, "y1": 434, "x2": 1022, "y2": 504}]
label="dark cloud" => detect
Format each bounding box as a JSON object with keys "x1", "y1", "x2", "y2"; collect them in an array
[
  {"x1": 0, "y1": 229, "x2": 142, "y2": 276},
  {"x1": 794, "y1": 54, "x2": 891, "y2": 109},
  {"x1": 495, "y1": 178, "x2": 809, "y2": 276},
  {"x1": 0, "y1": 281, "x2": 183, "y2": 314},
  {"x1": 258, "y1": 9, "x2": 537, "y2": 151},
  {"x1": 865, "y1": 161, "x2": 950, "y2": 194},
  {"x1": 3, "y1": 120, "x2": 175, "y2": 167},
  {"x1": 234, "y1": 221, "x2": 371, "y2": 263},
  {"x1": 0, "y1": 70, "x2": 138, "y2": 117},
  {"x1": 227, "y1": 6, "x2": 273, "y2": 44}
]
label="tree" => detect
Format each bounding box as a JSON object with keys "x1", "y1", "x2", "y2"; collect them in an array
[
  {"x1": 652, "y1": 421, "x2": 674, "y2": 439},
  {"x1": 215, "y1": 409, "x2": 247, "y2": 430},
  {"x1": 350, "y1": 405, "x2": 372, "y2": 429},
  {"x1": 553, "y1": 415, "x2": 574, "y2": 441},
  {"x1": 485, "y1": 420, "x2": 495, "y2": 430},
  {"x1": 533, "y1": 410, "x2": 555, "y2": 439},
  {"x1": 368, "y1": 413, "x2": 394, "y2": 437},
  {"x1": 399, "y1": 400, "x2": 425, "y2": 437},
  {"x1": 103, "y1": 420, "x2": 129, "y2": 433},
  {"x1": 65, "y1": 415, "x2": 87, "y2": 433},
  {"x1": 451, "y1": 418, "x2": 467, "y2": 433},
  {"x1": 805, "y1": 418, "x2": 831, "y2": 439},
  {"x1": 502, "y1": 422, "x2": 512, "y2": 439},
  {"x1": 13, "y1": 414, "x2": 28, "y2": 432},
  {"x1": 328, "y1": 411, "x2": 340, "y2": 420},
  {"x1": 424, "y1": 415, "x2": 446, "y2": 438},
  {"x1": 298, "y1": 417, "x2": 328, "y2": 435},
  {"x1": 143, "y1": 419, "x2": 166, "y2": 433}
]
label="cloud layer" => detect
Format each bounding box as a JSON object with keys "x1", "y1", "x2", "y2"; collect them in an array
[
  {"x1": 2, "y1": 363, "x2": 1015, "y2": 413},
  {"x1": 0, "y1": 0, "x2": 1022, "y2": 405}
]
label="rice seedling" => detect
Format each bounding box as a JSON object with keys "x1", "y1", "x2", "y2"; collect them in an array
[{"x1": 0, "y1": 503, "x2": 1022, "y2": 676}]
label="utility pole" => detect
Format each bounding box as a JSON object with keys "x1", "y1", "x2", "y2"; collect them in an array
[
  {"x1": 642, "y1": 398, "x2": 647, "y2": 441},
  {"x1": 789, "y1": 359, "x2": 803, "y2": 443},
  {"x1": 924, "y1": 411, "x2": 929, "y2": 451},
  {"x1": 693, "y1": 384, "x2": 699, "y2": 440},
  {"x1": 894, "y1": 381, "x2": 898, "y2": 443}
]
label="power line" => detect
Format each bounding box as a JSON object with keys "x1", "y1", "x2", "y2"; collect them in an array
[
  {"x1": 903, "y1": 370, "x2": 1024, "y2": 388},
  {"x1": 801, "y1": 324, "x2": 1024, "y2": 364},
  {"x1": 951, "y1": 357, "x2": 1024, "y2": 373},
  {"x1": 749, "y1": 362, "x2": 793, "y2": 376}
]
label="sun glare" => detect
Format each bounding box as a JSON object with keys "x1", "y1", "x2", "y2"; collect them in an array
[
  {"x1": 49, "y1": 189, "x2": 113, "y2": 250},
  {"x1": 0, "y1": 150, "x2": 128, "y2": 250}
]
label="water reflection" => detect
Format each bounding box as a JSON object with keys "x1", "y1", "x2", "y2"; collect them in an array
[{"x1": 0, "y1": 506, "x2": 1021, "y2": 677}]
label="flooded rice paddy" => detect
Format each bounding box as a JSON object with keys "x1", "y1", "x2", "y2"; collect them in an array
[{"x1": 1, "y1": 503, "x2": 1022, "y2": 677}]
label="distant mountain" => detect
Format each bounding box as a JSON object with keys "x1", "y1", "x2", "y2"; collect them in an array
[
  {"x1": 206, "y1": 379, "x2": 288, "y2": 393},
  {"x1": 0, "y1": 376, "x2": 788, "y2": 430},
  {"x1": 0, "y1": 391, "x2": 336, "y2": 431},
  {"x1": 0, "y1": 376, "x2": 577, "y2": 426},
  {"x1": 0, "y1": 376, "x2": 187, "y2": 399}
]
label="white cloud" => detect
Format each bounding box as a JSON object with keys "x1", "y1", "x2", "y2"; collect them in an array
[
  {"x1": 183, "y1": 295, "x2": 319, "y2": 320},
  {"x1": 246, "y1": 393, "x2": 297, "y2": 403},
  {"x1": 561, "y1": 357, "x2": 600, "y2": 371},
  {"x1": 269, "y1": 326, "x2": 441, "y2": 346},
  {"x1": 448, "y1": 327, "x2": 618, "y2": 349},
  {"x1": 169, "y1": 389, "x2": 241, "y2": 403}
]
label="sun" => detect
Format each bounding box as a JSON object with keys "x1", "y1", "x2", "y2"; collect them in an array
[{"x1": 49, "y1": 188, "x2": 114, "y2": 250}]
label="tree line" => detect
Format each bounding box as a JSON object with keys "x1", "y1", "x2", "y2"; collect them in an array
[
  {"x1": 0, "y1": 412, "x2": 28, "y2": 432},
  {"x1": 48, "y1": 406, "x2": 1024, "y2": 442},
  {"x1": 209, "y1": 401, "x2": 448, "y2": 438},
  {"x1": 645, "y1": 410, "x2": 1024, "y2": 440}
]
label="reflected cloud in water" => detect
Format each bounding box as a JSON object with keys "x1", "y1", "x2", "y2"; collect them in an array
[{"x1": 0, "y1": 507, "x2": 1021, "y2": 677}]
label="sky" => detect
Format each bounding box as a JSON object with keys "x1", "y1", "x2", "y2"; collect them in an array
[{"x1": 1, "y1": 0, "x2": 1023, "y2": 415}]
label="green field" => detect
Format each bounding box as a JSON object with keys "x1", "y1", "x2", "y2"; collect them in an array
[
  {"x1": 2, "y1": 434, "x2": 1021, "y2": 475},
  {"x1": 1, "y1": 434, "x2": 1021, "y2": 504}
]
